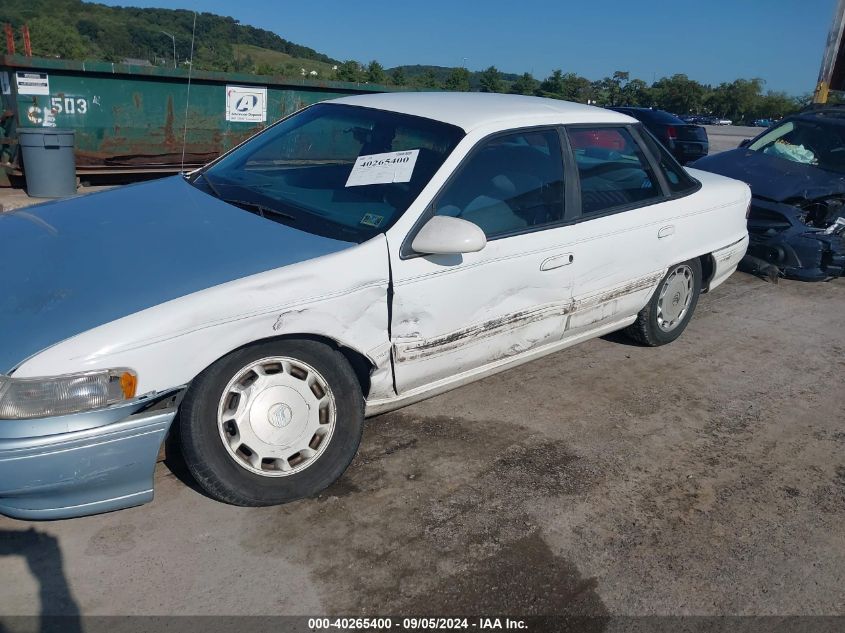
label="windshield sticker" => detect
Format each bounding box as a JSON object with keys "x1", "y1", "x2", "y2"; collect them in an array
[
  {"x1": 345, "y1": 149, "x2": 420, "y2": 187},
  {"x1": 360, "y1": 213, "x2": 385, "y2": 228}
]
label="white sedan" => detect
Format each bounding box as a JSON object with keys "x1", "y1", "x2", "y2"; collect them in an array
[{"x1": 0, "y1": 92, "x2": 750, "y2": 518}]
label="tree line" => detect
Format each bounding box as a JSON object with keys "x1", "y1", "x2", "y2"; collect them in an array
[{"x1": 336, "y1": 63, "x2": 803, "y2": 123}]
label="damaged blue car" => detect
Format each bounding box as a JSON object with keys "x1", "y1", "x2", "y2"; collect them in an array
[{"x1": 692, "y1": 106, "x2": 845, "y2": 281}]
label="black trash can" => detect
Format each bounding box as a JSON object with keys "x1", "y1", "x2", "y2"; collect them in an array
[{"x1": 18, "y1": 128, "x2": 77, "y2": 198}]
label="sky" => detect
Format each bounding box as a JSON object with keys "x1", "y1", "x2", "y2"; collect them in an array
[{"x1": 100, "y1": 0, "x2": 837, "y2": 96}]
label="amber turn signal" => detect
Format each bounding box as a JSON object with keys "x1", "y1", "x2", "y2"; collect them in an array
[{"x1": 120, "y1": 371, "x2": 138, "y2": 399}]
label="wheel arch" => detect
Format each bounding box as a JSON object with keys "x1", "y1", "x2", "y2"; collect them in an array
[
  {"x1": 699, "y1": 253, "x2": 716, "y2": 292},
  {"x1": 193, "y1": 333, "x2": 376, "y2": 399}
]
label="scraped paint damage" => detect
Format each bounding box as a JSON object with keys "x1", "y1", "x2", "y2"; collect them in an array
[
  {"x1": 393, "y1": 270, "x2": 664, "y2": 369},
  {"x1": 394, "y1": 302, "x2": 572, "y2": 363}
]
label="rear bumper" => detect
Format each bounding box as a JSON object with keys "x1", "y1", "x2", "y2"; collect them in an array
[
  {"x1": 0, "y1": 389, "x2": 182, "y2": 520},
  {"x1": 672, "y1": 141, "x2": 709, "y2": 164},
  {"x1": 707, "y1": 234, "x2": 749, "y2": 292}
]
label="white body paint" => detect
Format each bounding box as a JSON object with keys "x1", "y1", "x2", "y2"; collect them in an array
[{"x1": 14, "y1": 94, "x2": 750, "y2": 417}]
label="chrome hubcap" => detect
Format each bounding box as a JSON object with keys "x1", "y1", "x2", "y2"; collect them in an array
[
  {"x1": 217, "y1": 356, "x2": 336, "y2": 477},
  {"x1": 656, "y1": 265, "x2": 693, "y2": 332}
]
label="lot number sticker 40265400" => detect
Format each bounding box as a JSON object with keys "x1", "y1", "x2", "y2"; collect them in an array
[{"x1": 345, "y1": 149, "x2": 420, "y2": 187}]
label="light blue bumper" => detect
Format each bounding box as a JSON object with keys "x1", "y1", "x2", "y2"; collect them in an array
[{"x1": 0, "y1": 390, "x2": 181, "y2": 520}]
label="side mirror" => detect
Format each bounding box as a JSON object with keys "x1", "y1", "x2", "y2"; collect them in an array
[
  {"x1": 739, "y1": 138, "x2": 752, "y2": 148},
  {"x1": 411, "y1": 215, "x2": 486, "y2": 255}
]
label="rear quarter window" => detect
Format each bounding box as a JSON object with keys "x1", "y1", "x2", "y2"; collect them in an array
[{"x1": 637, "y1": 127, "x2": 700, "y2": 195}]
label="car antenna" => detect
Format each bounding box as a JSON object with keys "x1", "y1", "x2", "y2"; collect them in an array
[{"x1": 180, "y1": 11, "x2": 197, "y2": 175}]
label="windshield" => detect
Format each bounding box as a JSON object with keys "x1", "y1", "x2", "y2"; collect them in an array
[
  {"x1": 195, "y1": 103, "x2": 464, "y2": 243},
  {"x1": 748, "y1": 118, "x2": 845, "y2": 173}
]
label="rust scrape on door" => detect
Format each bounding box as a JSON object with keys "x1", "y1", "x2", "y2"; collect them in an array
[
  {"x1": 573, "y1": 271, "x2": 664, "y2": 312},
  {"x1": 393, "y1": 303, "x2": 572, "y2": 363}
]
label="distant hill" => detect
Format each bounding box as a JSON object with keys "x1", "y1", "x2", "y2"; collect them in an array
[
  {"x1": 0, "y1": 0, "x2": 339, "y2": 73},
  {"x1": 0, "y1": 0, "x2": 526, "y2": 87},
  {"x1": 230, "y1": 44, "x2": 337, "y2": 78}
]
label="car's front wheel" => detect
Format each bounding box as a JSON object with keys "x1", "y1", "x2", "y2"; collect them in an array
[
  {"x1": 624, "y1": 258, "x2": 702, "y2": 347},
  {"x1": 179, "y1": 339, "x2": 364, "y2": 506}
]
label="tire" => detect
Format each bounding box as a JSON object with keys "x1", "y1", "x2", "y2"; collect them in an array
[
  {"x1": 624, "y1": 258, "x2": 702, "y2": 347},
  {"x1": 179, "y1": 339, "x2": 364, "y2": 506}
]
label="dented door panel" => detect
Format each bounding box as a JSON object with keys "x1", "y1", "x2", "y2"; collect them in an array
[
  {"x1": 389, "y1": 232, "x2": 576, "y2": 393},
  {"x1": 565, "y1": 177, "x2": 751, "y2": 335},
  {"x1": 563, "y1": 204, "x2": 671, "y2": 335}
]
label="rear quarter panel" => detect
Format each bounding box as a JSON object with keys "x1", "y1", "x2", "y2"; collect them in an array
[{"x1": 664, "y1": 168, "x2": 750, "y2": 279}]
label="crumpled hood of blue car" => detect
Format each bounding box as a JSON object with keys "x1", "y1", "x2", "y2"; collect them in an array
[
  {"x1": 692, "y1": 149, "x2": 845, "y2": 202},
  {"x1": 0, "y1": 176, "x2": 353, "y2": 373}
]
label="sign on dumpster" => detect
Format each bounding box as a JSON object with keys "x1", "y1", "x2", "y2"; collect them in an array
[
  {"x1": 226, "y1": 85, "x2": 267, "y2": 123},
  {"x1": 15, "y1": 71, "x2": 49, "y2": 95}
]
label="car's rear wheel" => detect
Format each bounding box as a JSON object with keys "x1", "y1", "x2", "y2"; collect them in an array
[
  {"x1": 179, "y1": 339, "x2": 363, "y2": 506},
  {"x1": 624, "y1": 258, "x2": 702, "y2": 347}
]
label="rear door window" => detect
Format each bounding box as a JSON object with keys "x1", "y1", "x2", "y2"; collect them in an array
[{"x1": 567, "y1": 126, "x2": 663, "y2": 216}]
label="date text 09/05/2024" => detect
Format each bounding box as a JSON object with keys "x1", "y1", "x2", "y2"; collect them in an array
[{"x1": 307, "y1": 617, "x2": 528, "y2": 630}]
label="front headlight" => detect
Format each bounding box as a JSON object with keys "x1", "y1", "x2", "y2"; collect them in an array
[{"x1": 0, "y1": 369, "x2": 138, "y2": 419}]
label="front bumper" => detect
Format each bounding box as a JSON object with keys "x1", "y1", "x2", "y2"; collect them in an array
[
  {"x1": 0, "y1": 389, "x2": 182, "y2": 520},
  {"x1": 747, "y1": 197, "x2": 845, "y2": 281}
]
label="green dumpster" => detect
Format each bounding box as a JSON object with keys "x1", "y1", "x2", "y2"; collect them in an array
[{"x1": 0, "y1": 55, "x2": 403, "y2": 184}]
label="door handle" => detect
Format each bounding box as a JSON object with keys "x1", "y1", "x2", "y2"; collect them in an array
[
  {"x1": 540, "y1": 253, "x2": 574, "y2": 271},
  {"x1": 658, "y1": 225, "x2": 675, "y2": 239}
]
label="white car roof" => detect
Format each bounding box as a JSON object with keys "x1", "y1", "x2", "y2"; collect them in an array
[{"x1": 329, "y1": 91, "x2": 635, "y2": 132}]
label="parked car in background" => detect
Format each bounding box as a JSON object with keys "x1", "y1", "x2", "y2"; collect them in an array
[
  {"x1": 752, "y1": 118, "x2": 775, "y2": 128},
  {"x1": 610, "y1": 107, "x2": 709, "y2": 164},
  {"x1": 0, "y1": 93, "x2": 750, "y2": 519},
  {"x1": 715, "y1": 118, "x2": 733, "y2": 126},
  {"x1": 683, "y1": 115, "x2": 720, "y2": 125},
  {"x1": 691, "y1": 106, "x2": 845, "y2": 280}
]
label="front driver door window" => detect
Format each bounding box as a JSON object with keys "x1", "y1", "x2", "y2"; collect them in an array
[
  {"x1": 387, "y1": 128, "x2": 578, "y2": 394},
  {"x1": 434, "y1": 129, "x2": 566, "y2": 238}
]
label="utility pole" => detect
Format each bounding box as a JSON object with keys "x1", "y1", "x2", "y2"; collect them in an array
[
  {"x1": 4, "y1": 24, "x2": 14, "y2": 55},
  {"x1": 160, "y1": 30, "x2": 176, "y2": 68},
  {"x1": 22, "y1": 23, "x2": 31, "y2": 56}
]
